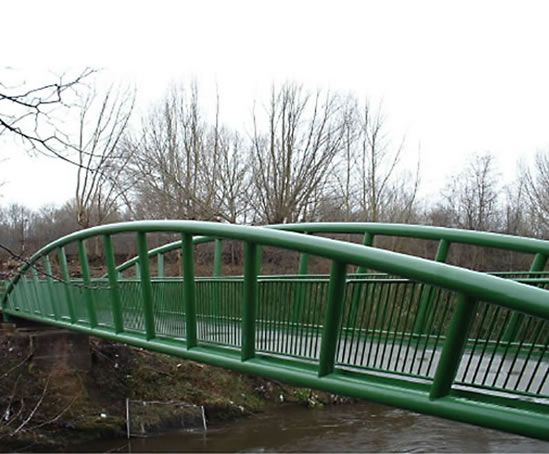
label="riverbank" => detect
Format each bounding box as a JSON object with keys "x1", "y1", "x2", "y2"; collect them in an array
[{"x1": 0, "y1": 333, "x2": 352, "y2": 452}]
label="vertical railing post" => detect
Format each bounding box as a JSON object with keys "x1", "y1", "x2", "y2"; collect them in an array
[
  {"x1": 212, "y1": 239, "x2": 223, "y2": 326},
  {"x1": 255, "y1": 245, "x2": 262, "y2": 275},
  {"x1": 213, "y1": 239, "x2": 223, "y2": 277},
  {"x1": 347, "y1": 233, "x2": 374, "y2": 336},
  {"x1": 318, "y1": 261, "x2": 347, "y2": 377},
  {"x1": 241, "y1": 242, "x2": 258, "y2": 361},
  {"x1": 502, "y1": 253, "x2": 547, "y2": 343},
  {"x1": 293, "y1": 250, "x2": 310, "y2": 324},
  {"x1": 157, "y1": 254, "x2": 165, "y2": 278},
  {"x1": 136, "y1": 232, "x2": 156, "y2": 340},
  {"x1": 356, "y1": 232, "x2": 374, "y2": 275},
  {"x1": 20, "y1": 275, "x2": 36, "y2": 314},
  {"x1": 78, "y1": 240, "x2": 98, "y2": 328},
  {"x1": 298, "y1": 251, "x2": 309, "y2": 276},
  {"x1": 43, "y1": 256, "x2": 59, "y2": 320},
  {"x1": 30, "y1": 267, "x2": 44, "y2": 316},
  {"x1": 104, "y1": 234, "x2": 124, "y2": 334},
  {"x1": 58, "y1": 247, "x2": 76, "y2": 323},
  {"x1": 182, "y1": 233, "x2": 197, "y2": 348},
  {"x1": 413, "y1": 239, "x2": 451, "y2": 336},
  {"x1": 430, "y1": 293, "x2": 476, "y2": 399}
]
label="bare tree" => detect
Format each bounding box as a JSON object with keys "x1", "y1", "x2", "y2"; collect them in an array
[
  {"x1": 441, "y1": 152, "x2": 501, "y2": 231},
  {"x1": 330, "y1": 98, "x2": 418, "y2": 223},
  {"x1": 0, "y1": 68, "x2": 95, "y2": 166},
  {"x1": 2, "y1": 203, "x2": 33, "y2": 255},
  {"x1": 333, "y1": 97, "x2": 359, "y2": 222},
  {"x1": 129, "y1": 83, "x2": 221, "y2": 220},
  {"x1": 354, "y1": 101, "x2": 410, "y2": 222},
  {"x1": 250, "y1": 83, "x2": 345, "y2": 224},
  {"x1": 522, "y1": 150, "x2": 549, "y2": 238},
  {"x1": 73, "y1": 86, "x2": 136, "y2": 229},
  {"x1": 213, "y1": 129, "x2": 251, "y2": 223}
]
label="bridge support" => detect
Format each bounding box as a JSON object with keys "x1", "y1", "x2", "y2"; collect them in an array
[
  {"x1": 1, "y1": 317, "x2": 91, "y2": 372},
  {"x1": 318, "y1": 261, "x2": 347, "y2": 377},
  {"x1": 430, "y1": 294, "x2": 476, "y2": 399}
]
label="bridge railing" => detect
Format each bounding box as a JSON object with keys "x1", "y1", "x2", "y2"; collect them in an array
[
  {"x1": 1, "y1": 221, "x2": 548, "y2": 439},
  {"x1": 112, "y1": 222, "x2": 548, "y2": 347}
]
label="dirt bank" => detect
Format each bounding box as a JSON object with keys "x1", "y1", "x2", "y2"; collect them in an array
[{"x1": 0, "y1": 331, "x2": 351, "y2": 452}]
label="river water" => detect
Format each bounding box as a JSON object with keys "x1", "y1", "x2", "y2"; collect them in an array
[{"x1": 74, "y1": 401, "x2": 549, "y2": 453}]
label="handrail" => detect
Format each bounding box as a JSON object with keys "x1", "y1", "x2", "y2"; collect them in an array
[
  {"x1": 112, "y1": 222, "x2": 549, "y2": 275},
  {"x1": 2, "y1": 221, "x2": 549, "y2": 320}
]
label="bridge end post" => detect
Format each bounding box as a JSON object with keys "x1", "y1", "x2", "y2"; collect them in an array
[
  {"x1": 182, "y1": 233, "x2": 198, "y2": 349},
  {"x1": 429, "y1": 293, "x2": 476, "y2": 400},
  {"x1": 137, "y1": 232, "x2": 156, "y2": 341},
  {"x1": 241, "y1": 242, "x2": 258, "y2": 361},
  {"x1": 318, "y1": 261, "x2": 347, "y2": 377}
]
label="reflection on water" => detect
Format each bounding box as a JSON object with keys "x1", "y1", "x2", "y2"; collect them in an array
[{"x1": 73, "y1": 401, "x2": 549, "y2": 453}]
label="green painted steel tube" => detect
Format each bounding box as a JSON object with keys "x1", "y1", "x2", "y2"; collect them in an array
[
  {"x1": 136, "y1": 232, "x2": 156, "y2": 340},
  {"x1": 242, "y1": 242, "x2": 258, "y2": 361},
  {"x1": 269, "y1": 222, "x2": 549, "y2": 256},
  {"x1": 103, "y1": 235, "x2": 124, "y2": 333},
  {"x1": 43, "y1": 255, "x2": 59, "y2": 320},
  {"x1": 111, "y1": 222, "x2": 549, "y2": 276},
  {"x1": 212, "y1": 239, "x2": 223, "y2": 328},
  {"x1": 502, "y1": 253, "x2": 547, "y2": 343},
  {"x1": 430, "y1": 294, "x2": 477, "y2": 399},
  {"x1": 182, "y1": 233, "x2": 197, "y2": 348},
  {"x1": 256, "y1": 245, "x2": 263, "y2": 275},
  {"x1": 355, "y1": 232, "x2": 374, "y2": 274},
  {"x1": 31, "y1": 267, "x2": 43, "y2": 316},
  {"x1": 77, "y1": 240, "x2": 97, "y2": 327},
  {"x1": 298, "y1": 252, "x2": 309, "y2": 275},
  {"x1": 413, "y1": 239, "x2": 451, "y2": 335},
  {"x1": 347, "y1": 233, "x2": 375, "y2": 336},
  {"x1": 58, "y1": 247, "x2": 76, "y2": 323},
  {"x1": 4, "y1": 308, "x2": 547, "y2": 441},
  {"x1": 293, "y1": 237, "x2": 311, "y2": 325},
  {"x1": 214, "y1": 239, "x2": 223, "y2": 277},
  {"x1": 3, "y1": 221, "x2": 549, "y2": 321},
  {"x1": 318, "y1": 261, "x2": 347, "y2": 377},
  {"x1": 157, "y1": 253, "x2": 165, "y2": 278}
]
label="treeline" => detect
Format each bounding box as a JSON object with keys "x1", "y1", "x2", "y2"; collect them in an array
[{"x1": 0, "y1": 80, "x2": 548, "y2": 269}]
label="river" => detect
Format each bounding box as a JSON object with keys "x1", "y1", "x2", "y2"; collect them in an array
[{"x1": 73, "y1": 401, "x2": 549, "y2": 453}]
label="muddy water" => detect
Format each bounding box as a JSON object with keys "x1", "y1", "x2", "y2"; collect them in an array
[{"x1": 74, "y1": 401, "x2": 549, "y2": 453}]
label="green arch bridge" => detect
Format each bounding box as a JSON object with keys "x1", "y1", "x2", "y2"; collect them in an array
[{"x1": 1, "y1": 222, "x2": 548, "y2": 440}]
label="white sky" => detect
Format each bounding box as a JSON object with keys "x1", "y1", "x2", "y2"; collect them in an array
[{"x1": 1, "y1": 0, "x2": 549, "y2": 210}]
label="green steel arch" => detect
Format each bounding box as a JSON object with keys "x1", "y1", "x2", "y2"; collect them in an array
[{"x1": 1, "y1": 221, "x2": 548, "y2": 440}]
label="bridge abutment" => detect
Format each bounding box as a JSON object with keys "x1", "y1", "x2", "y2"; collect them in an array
[{"x1": 1, "y1": 318, "x2": 91, "y2": 372}]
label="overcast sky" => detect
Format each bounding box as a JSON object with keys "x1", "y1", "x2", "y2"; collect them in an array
[{"x1": 1, "y1": 0, "x2": 549, "y2": 210}]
